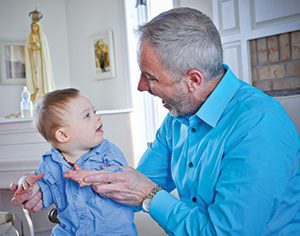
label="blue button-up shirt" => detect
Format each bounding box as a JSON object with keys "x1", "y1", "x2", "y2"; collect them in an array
[
  {"x1": 137, "y1": 65, "x2": 300, "y2": 235},
  {"x1": 37, "y1": 139, "x2": 137, "y2": 236}
]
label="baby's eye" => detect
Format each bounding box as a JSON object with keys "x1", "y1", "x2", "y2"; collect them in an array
[
  {"x1": 93, "y1": 110, "x2": 96, "y2": 114},
  {"x1": 85, "y1": 113, "x2": 91, "y2": 118}
]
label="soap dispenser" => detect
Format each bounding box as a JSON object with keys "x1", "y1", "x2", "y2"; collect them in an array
[{"x1": 20, "y1": 86, "x2": 33, "y2": 118}]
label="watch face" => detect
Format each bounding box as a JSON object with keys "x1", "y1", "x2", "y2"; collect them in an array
[{"x1": 142, "y1": 198, "x2": 152, "y2": 212}]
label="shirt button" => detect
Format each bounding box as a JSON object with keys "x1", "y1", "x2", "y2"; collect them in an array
[
  {"x1": 188, "y1": 162, "x2": 193, "y2": 168},
  {"x1": 192, "y1": 197, "x2": 197, "y2": 203},
  {"x1": 191, "y1": 128, "x2": 197, "y2": 133}
]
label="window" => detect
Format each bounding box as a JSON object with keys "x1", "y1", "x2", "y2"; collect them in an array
[{"x1": 125, "y1": 0, "x2": 174, "y2": 165}]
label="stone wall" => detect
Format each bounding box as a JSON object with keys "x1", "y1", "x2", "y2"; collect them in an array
[{"x1": 250, "y1": 30, "x2": 300, "y2": 96}]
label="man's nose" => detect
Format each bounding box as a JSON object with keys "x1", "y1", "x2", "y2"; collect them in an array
[{"x1": 137, "y1": 76, "x2": 149, "y2": 92}]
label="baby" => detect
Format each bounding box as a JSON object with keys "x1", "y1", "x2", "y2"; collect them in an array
[{"x1": 14, "y1": 88, "x2": 137, "y2": 235}]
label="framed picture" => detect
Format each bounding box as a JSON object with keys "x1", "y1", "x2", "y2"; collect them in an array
[
  {"x1": 90, "y1": 30, "x2": 116, "y2": 80},
  {"x1": 0, "y1": 41, "x2": 26, "y2": 85}
]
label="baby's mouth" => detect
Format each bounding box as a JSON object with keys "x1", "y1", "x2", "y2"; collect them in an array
[{"x1": 96, "y1": 124, "x2": 103, "y2": 132}]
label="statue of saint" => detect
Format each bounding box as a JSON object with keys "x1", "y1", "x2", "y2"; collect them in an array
[{"x1": 25, "y1": 9, "x2": 55, "y2": 102}]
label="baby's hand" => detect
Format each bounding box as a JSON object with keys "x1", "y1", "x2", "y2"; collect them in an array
[
  {"x1": 15, "y1": 173, "x2": 44, "y2": 195},
  {"x1": 64, "y1": 164, "x2": 100, "y2": 187}
]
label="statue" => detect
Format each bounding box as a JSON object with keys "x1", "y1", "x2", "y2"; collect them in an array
[{"x1": 25, "y1": 9, "x2": 55, "y2": 102}]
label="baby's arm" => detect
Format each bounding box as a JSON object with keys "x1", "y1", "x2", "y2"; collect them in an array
[{"x1": 15, "y1": 173, "x2": 44, "y2": 197}]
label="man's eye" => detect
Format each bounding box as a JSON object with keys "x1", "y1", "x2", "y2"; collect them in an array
[{"x1": 145, "y1": 74, "x2": 156, "y2": 82}]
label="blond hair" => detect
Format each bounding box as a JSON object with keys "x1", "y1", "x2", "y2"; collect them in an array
[{"x1": 34, "y1": 88, "x2": 80, "y2": 144}]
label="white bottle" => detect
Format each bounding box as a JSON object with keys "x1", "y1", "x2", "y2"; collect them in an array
[{"x1": 20, "y1": 86, "x2": 33, "y2": 118}]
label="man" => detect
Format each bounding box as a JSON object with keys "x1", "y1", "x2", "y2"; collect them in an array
[{"x1": 12, "y1": 8, "x2": 300, "y2": 235}]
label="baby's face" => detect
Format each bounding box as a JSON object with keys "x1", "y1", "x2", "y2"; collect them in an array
[{"x1": 64, "y1": 95, "x2": 103, "y2": 151}]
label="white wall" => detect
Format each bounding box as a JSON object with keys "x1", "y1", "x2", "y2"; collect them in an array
[
  {"x1": 0, "y1": 0, "x2": 71, "y2": 117},
  {"x1": 276, "y1": 95, "x2": 300, "y2": 135},
  {"x1": 65, "y1": 0, "x2": 132, "y2": 110},
  {"x1": 178, "y1": 0, "x2": 212, "y2": 17},
  {"x1": 0, "y1": 0, "x2": 132, "y2": 117}
]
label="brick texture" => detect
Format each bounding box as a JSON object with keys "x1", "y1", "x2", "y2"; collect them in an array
[
  {"x1": 250, "y1": 30, "x2": 300, "y2": 95},
  {"x1": 279, "y1": 33, "x2": 290, "y2": 61},
  {"x1": 267, "y1": 36, "x2": 279, "y2": 63},
  {"x1": 257, "y1": 38, "x2": 268, "y2": 65},
  {"x1": 287, "y1": 61, "x2": 300, "y2": 77},
  {"x1": 291, "y1": 31, "x2": 300, "y2": 59},
  {"x1": 257, "y1": 64, "x2": 285, "y2": 80}
]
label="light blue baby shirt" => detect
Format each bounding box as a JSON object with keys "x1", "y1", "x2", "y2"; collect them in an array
[
  {"x1": 137, "y1": 65, "x2": 300, "y2": 235},
  {"x1": 37, "y1": 139, "x2": 137, "y2": 236}
]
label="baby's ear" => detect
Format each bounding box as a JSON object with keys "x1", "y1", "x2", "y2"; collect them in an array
[{"x1": 55, "y1": 128, "x2": 70, "y2": 143}]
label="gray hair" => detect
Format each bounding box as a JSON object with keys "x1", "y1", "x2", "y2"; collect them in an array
[{"x1": 138, "y1": 7, "x2": 223, "y2": 81}]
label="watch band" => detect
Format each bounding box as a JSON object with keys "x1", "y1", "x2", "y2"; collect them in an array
[
  {"x1": 147, "y1": 185, "x2": 163, "y2": 199},
  {"x1": 142, "y1": 185, "x2": 163, "y2": 213}
]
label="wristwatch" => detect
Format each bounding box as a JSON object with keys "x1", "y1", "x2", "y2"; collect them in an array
[{"x1": 142, "y1": 185, "x2": 163, "y2": 213}]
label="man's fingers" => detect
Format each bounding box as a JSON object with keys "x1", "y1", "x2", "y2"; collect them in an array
[
  {"x1": 23, "y1": 191, "x2": 42, "y2": 210},
  {"x1": 11, "y1": 190, "x2": 33, "y2": 207},
  {"x1": 22, "y1": 181, "x2": 30, "y2": 191},
  {"x1": 15, "y1": 185, "x2": 26, "y2": 195},
  {"x1": 10, "y1": 183, "x2": 18, "y2": 192},
  {"x1": 30, "y1": 198, "x2": 43, "y2": 212},
  {"x1": 92, "y1": 182, "x2": 125, "y2": 195},
  {"x1": 84, "y1": 172, "x2": 115, "y2": 184},
  {"x1": 13, "y1": 181, "x2": 24, "y2": 195}
]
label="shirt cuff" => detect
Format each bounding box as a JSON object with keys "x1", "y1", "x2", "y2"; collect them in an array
[{"x1": 150, "y1": 189, "x2": 178, "y2": 227}]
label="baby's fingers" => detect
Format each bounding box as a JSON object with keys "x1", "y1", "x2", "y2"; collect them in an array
[
  {"x1": 73, "y1": 163, "x2": 81, "y2": 171},
  {"x1": 30, "y1": 173, "x2": 44, "y2": 183},
  {"x1": 64, "y1": 170, "x2": 77, "y2": 179},
  {"x1": 25, "y1": 173, "x2": 44, "y2": 188}
]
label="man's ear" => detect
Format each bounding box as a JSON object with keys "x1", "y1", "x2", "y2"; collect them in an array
[
  {"x1": 55, "y1": 128, "x2": 70, "y2": 143},
  {"x1": 186, "y1": 69, "x2": 204, "y2": 91}
]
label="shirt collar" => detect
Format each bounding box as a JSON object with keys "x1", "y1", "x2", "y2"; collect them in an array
[
  {"x1": 195, "y1": 65, "x2": 241, "y2": 128},
  {"x1": 44, "y1": 142, "x2": 104, "y2": 168}
]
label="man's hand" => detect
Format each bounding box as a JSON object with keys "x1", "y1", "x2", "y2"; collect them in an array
[
  {"x1": 83, "y1": 166, "x2": 156, "y2": 206},
  {"x1": 10, "y1": 173, "x2": 44, "y2": 212},
  {"x1": 64, "y1": 163, "x2": 99, "y2": 187},
  {"x1": 15, "y1": 173, "x2": 44, "y2": 195}
]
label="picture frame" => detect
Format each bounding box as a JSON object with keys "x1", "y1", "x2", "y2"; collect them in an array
[
  {"x1": 0, "y1": 41, "x2": 26, "y2": 85},
  {"x1": 90, "y1": 30, "x2": 116, "y2": 80}
]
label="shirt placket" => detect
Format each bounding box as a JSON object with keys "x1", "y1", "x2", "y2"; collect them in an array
[{"x1": 187, "y1": 117, "x2": 201, "y2": 205}]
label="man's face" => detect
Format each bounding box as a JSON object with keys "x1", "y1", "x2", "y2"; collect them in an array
[{"x1": 137, "y1": 42, "x2": 191, "y2": 116}]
